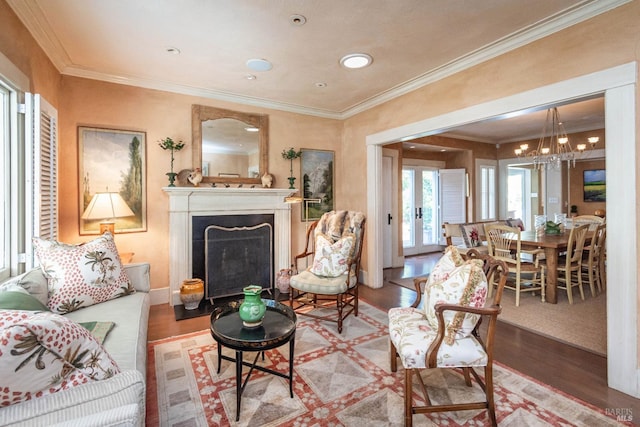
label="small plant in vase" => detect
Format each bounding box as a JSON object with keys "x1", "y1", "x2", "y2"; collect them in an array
[
  {"x1": 281, "y1": 147, "x2": 302, "y2": 189},
  {"x1": 158, "y1": 137, "x2": 185, "y2": 187}
]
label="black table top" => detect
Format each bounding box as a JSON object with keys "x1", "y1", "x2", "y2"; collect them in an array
[{"x1": 210, "y1": 299, "x2": 296, "y2": 351}]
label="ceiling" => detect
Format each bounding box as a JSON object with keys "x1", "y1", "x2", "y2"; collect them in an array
[{"x1": 8, "y1": 0, "x2": 617, "y2": 140}]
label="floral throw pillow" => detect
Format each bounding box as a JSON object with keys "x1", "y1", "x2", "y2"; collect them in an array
[
  {"x1": 32, "y1": 232, "x2": 134, "y2": 314},
  {"x1": 423, "y1": 246, "x2": 465, "y2": 317},
  {"x1": 309, "y1": 233, "x2": 355, "y2": 277},
  {"x1": 0, "y1": 310, "x2": 120, "y2": 407},
  {"x1": 459, "y1": 224, "x2": 483, "y2": 247},
  {"x1": 425, "y1": 260, "x2": 488, "y2": 345}
]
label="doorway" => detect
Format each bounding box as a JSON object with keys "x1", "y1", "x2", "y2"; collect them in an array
[
  {"x1": 402, "y1": 166, "x2": 440, "y2": 255},
  {"x1": 366, "y1": 63, "x2": 637, "y2": 397}
]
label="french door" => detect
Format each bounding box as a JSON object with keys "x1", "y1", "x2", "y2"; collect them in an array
[{"x1": 402, "y1": 166, "x2": 440, "y2": 255}]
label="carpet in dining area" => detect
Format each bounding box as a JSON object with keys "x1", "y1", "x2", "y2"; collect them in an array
[{"x1": 146, "y1": 301, "x2": 623, "y2": 426}]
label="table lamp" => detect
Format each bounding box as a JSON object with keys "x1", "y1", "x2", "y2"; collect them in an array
[{"x1": 81, "y1": 192, "x2": 135, "y2": 234}]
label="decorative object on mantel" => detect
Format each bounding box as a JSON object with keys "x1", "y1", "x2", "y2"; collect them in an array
[
  {"x1": 276, "y1": 267, "x2": 293, "y2": 294},
  {"x1": 281, "y1": 147, "x2": 302, "y2": 189},
  {"x1": 238, "y1": 285, "x2": 266, "y2": 328},
  {"x1": 179, "y1": 278, "x2": 204, "y2": 310},
  {"x1": 187, "y1": 168, "x2": 203, "y2": 186},
  {"x1": 176, "y1": 169, "x2": 192, "y2": 186},
  {"x1": 261, "y1": 172, "x2": 274, "y2": 188},
  {"x1": 158, "y1": 137, "x2": 185, "y2": 187}
]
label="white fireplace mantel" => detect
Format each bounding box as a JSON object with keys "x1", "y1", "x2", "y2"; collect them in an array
[{"x1": 163, "y1": 187, "x2": 296, "y2": 306}]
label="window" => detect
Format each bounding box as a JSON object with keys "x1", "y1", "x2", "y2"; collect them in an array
[
  {"x1": 0, "y1": 56, "x2": 57, "y2": 279},
  {"x1": 0, "y1": 83, "x2": 9, "y2": 280},
  {"x1": 476, "y1": 160, "x2": 497, "y2": 221}
]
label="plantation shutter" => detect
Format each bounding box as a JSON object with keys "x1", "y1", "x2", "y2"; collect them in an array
[
  {"x1": 439, "y1": 168, "x2": 466, "y2": 245},
  {"x1": 24, "y1": 93, "x2": 57, "y2": 269}
]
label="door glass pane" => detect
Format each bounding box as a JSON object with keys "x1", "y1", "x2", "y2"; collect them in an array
[
  {"x1": 402, "y1": 169, "x2": 415, "y2": 248},
  {"x1": 421, "y1": 170, "x2": 437, "y2": 245},
  {"x1": 508, "y1": 168, "x2": 524, "y2": 219}
]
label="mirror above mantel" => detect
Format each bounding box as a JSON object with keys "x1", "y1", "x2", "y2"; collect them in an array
[{"x1": 192, "y1": 104, "x2": 268, "y2": 185}]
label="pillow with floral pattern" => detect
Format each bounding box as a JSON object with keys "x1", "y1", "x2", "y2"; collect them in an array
[
  {"x1": 459, "y1": 223, "x2": 483, "y2": 247},
  {"x1": 425, "y1": 259, "x2": 488, "y2": 345},
  {"x1": 32, "y1": 232, "x2": 134, "y2": 314},
  {"x1": 0, "y1": 310, "x2": 120, "y2": 407},
  {"x1": 423, "y1": 246, "x2": 465, "y2": 317},
  {"x1": 309, "y1": 233, "x2": 355, "y2": 277}
]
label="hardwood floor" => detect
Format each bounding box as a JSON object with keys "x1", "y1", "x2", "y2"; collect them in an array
[{"x1": 148, "y1": 253, "x2": 640, "y2": 418}]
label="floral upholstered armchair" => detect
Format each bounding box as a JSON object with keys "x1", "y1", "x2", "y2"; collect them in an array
[
  {"x1": 388, "y1": 247, "x2": 508, "y2": 426},
  {"x1": 289, "y1": 210, "x2": 365, "y2": 333}
]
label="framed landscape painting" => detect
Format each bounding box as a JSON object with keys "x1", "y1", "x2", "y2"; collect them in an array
[
  {"x1": 300, "y1": 149, "x2": 334, "y2": 220},
  {"x1": 78, "y1": 126, "x2": 147, "y2": 235},
  {"x1": 583, "y1": 169, "x2": 606, "y2": 202}
]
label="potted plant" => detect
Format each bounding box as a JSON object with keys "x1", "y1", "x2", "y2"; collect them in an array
[
  {"x1": 570, "y1": 205, "x2": 578, "y2": 217},
  {"x1": 281, "y1": 147, "x2": 302, "y2": 189},
  {"x1": 159, "y1": 137, "x2": 185, "y2": 187}
]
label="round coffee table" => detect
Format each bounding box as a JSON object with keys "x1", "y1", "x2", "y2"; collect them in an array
[{"x1": 210, "y1": 299, "x2": 296, "y2": 421}]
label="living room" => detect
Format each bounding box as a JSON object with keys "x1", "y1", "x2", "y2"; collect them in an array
[{"x1": 1, "y1": 1, "x2": 639, "y2": 425}]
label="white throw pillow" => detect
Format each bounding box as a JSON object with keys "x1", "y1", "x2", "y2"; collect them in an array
[
  {"x1": 32, "y1": 232, "x2": 134, "y2": 314},
  {"x1": 426, "y1": 260, "x2": 488, "y2": 345},
  {"x1": 423, "y1": 246, "x2": 465, "y2": 317},
  {"x1": 309, "y1": 233, "x2": 355, "y2": 277},
  {"x1": 0, "y1": 310, "x2": 120, "y2": 407}
]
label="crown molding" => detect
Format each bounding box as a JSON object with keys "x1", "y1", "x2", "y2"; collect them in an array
[{"x1": 7, "y1": 0, "x2": 630, "y2": 120}]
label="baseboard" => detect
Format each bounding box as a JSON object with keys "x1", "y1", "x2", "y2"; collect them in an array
[{"x1": 150, "y1": 287, "x2": 170, "y2": 305}]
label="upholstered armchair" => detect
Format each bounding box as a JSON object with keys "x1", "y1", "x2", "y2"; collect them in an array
[
  {"x1": 289, "y1": 210, "x2": 365, "y2": 333},
  {"x1": 388, "y1": 248, "x2": 509, "y2": 426}
]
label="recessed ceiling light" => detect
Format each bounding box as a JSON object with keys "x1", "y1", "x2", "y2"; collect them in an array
[
  {"x1": 245, "y1": 74, "x2": 257, "y2": 80},
  {"x1": 245, "y1": 127, "x2": 259, "y2": 132},
  {"x1": 289, "y1": 14, "x2": 307, "y2": 26},
  {"x1": 165, "y1": 47, "x2": 181, "y2": 55},
  {"x1": 440, "y1": 149, "x2": 447, "y2": 152},
  {"x1": 340, "y1": 53, "x2": 373, "y2": 69},
  {"x1": 247, "y1": 58, "x2": 273, "y2": 72}
]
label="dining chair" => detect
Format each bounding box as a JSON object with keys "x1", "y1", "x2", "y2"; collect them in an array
[
  {"x1": 581, "y1": 223, "x2": 606, "y2": 295},
  {"x1": 556, "y1": 223, "x2": 590, "y2": 304},
  {"x1": 388, "y1": 248, "x2": 509, "y2": 426},
  {"x1": 289, "y1": 210, "x2": 365, "y2": 333},
  {"x1": 484, "y1": 224, "x2": 545, "y2": 306}
]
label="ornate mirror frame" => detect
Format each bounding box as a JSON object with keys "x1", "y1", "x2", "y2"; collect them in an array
[{"x1": 192, "y1": 104, "x2": 268, "y2": 185}]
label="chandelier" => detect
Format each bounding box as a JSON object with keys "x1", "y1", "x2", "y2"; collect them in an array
[{"x1": 514, "y1": 107, "x2": 597, "y2": 169}]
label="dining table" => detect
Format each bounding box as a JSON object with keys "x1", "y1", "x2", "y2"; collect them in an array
[{"x1": 517, "y1": 230, "x2": 590, "y2": 304}]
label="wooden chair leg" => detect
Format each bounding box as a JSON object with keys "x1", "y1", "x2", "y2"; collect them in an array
[
  {"x1": 404, "y1": 368, "x2": 413, "y2": 427},
  {"x1": 484, "y1": 365, "x2": 498, "y2": 427},
  {"x1": 390, "y1": 339, "x2": 398, "y2": 372},
  {"x1": 462, "y1": 367, "x2": 472, "y2": 387}
]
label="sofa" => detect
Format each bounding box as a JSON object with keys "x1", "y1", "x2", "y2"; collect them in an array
[{"x1": 0, "y1": 261, "x2": 151, "y2": 427}]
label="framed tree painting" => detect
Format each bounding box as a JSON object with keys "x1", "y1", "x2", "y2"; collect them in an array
[
  {"x1": 300, "y1": 149, "x2": 334, "y2": 220},
  {"x1": 583, "y1": 169, "x2": 606, "y2": 202},
  {"x1": 78, "y1": 126, "x2": 147, "y2": 234}
]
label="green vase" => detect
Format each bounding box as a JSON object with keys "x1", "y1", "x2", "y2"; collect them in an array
[
  {"x1": 239, "y1": 285, "x2": 266, "y2": 328},
  {"x1": 287, "y1": 176, "x2": 296, "y2": 189},
  {"x1": 166, "y1": 172, "x2": 178, "y2": 187}
]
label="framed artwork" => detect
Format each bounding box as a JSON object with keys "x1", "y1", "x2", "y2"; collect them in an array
[
  {"x1": 583, "y1": 169, "x2": 606, "y2": 202},
  {"x1": 78, "y1": 126, "x2": 147, "y2": 235},
  {"x1": 300, "y1": 149, "x2": 334, "y2": 220}
]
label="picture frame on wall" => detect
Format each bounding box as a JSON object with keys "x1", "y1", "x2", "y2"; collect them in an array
[
  {"x1": 583, "y1": 169, "x2": 606, "y2": 202},
  {"x1": 300, "y1": 149, "x2": 334, "y2": 220},
  {"x1": 78, "y1": 126, "x2": 147, "y2": 235}
]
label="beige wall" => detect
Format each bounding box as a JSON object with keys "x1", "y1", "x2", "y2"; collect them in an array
[{"x1": 1, "y1": 0, "x2": 639, "y2": 290}]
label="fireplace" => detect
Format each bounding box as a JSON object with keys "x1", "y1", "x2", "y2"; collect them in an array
[
  {"x1": 192, "y1": 214, "x2": 274, "y2": 300},
  {"x1": 163, "y1": 187, "x2": 294, "y2": 306}
]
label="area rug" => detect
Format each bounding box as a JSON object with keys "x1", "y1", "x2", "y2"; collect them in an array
[
  {"x1": 498, "y1": 288, "x2": 606, "y2": 356},
  {"x1": 147, "y1": 302, "x2": 625, "y2": 426}
]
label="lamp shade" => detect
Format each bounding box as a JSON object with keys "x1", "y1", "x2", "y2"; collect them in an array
[{"x1": 81, "y1": 192, "x2": 135, "y2": 234}]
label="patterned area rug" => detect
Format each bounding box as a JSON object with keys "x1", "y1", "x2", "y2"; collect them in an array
[{"x1": 147, "y1": 302, "x2": 625, "y2": 426}]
